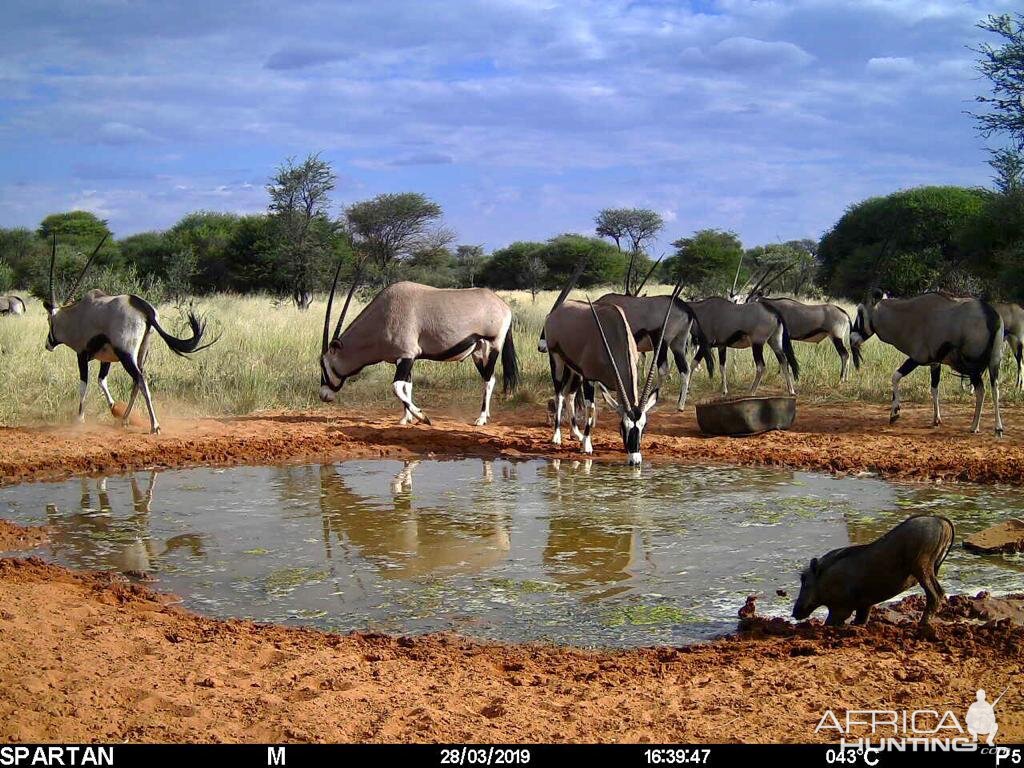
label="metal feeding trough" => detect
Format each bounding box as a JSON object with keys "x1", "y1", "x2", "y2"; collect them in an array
[{"x1": 695, "y1": 394, "x2": 797, "y2": 436}]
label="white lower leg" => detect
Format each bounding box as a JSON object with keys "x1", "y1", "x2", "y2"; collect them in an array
[
  {"x1": 475, "y1": 377, "x2": 495, "y2": 426},
  {"x1": 98, "y1": 376, "x2": 115, "y2": 408},
  {"x1": 751, "y1": 363, "x2": 766, "y2": 392},
  {"x1": 993, "y1": 377, "x2": 1004, "y2": 435},
  {"x1": 77, "y1": 380, "x2": 88, "y2": 422},
  {"x1": 931, "y1": 386, "x2": 941, "y2": 426},
  {"x1": 677, "y1": 371, "x2": 690, "y2": 411},
  {"x1": 552, "y1": 393, "x2": 564, "y2": 445},
  {"x1": 971, "y1": 382, "x2": 985, "y2": 433},
  {"x1": 138, "y1": 375, "x2": 159, "y2": 434},
  {"x1": 890, "y1": 371, "x2": 903, "y2": 421},
  {"x1": 582, "y1": 400, "x2": 595, "y2": 454}
]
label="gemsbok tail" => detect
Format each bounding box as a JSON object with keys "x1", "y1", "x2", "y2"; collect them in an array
[
  {"x1": 763, "y1": 302, "x2": 800, "y2": 380},
  {"x1": 501, "y1": 323, "x2": 520, "y2": 395},
  {"x1": 130, "y1": 296, "x2": 216, "y2": 357}
]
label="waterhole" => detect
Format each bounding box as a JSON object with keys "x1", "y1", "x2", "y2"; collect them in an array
[{"x1": 2, "y1": 458, "x2": 1022, "y2": 647}]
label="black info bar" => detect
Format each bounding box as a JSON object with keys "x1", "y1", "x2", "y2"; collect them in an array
[{"x1": 1, "y1": 744, "x2": 1021, "y2": 768}]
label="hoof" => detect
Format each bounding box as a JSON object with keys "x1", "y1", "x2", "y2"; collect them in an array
[
  {"x1": 474, "y1": 417, "x2": 487, "y2": 427},
  {"x1": 996, "y1": 428, "x2": 1005, "y2": 438},
  {"x1": 889, "y1": 412, "x2": 900, "y2": 424},
  {"x1": 150, "y1": 426, "x2": 161, "y2": 435},
  {"x1": 917, "y1": 622, "x2": 938, "y2": 641},
  {"x1": 419, "y1": 414, "x2": 432, "y2": 426}
]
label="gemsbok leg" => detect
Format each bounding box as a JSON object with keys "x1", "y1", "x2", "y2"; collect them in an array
[
  {"x1": 992, "y1": 362, "x2": 1005, "y2": 437},
  {"x1": 750, "y1": 343, "x2": 767, "y2": 392},
  {"x1": 472, "y1": 340, "x2": 499, "y2": 426},
  {"x1": 718, "y1": 347, "x2": 729, "y2": 395},
  {"x1": 768, "y1": 325, "x2": 796, "y2": 395},
  {"x1": 115, "y1": 346, "x2": 160, "y2": 434},
  {"x1": 671, "y1": 337, "x2": 692, "y2": 411},
  {"x1": 548, "y1": 355, "x2": 580, "y2": 446},
  {"x1": 832, "y1": 337, "x2": 850, "y2": 383},
  {"x1": 890, "y1": 358, "x2": 919, "y2": 424},
  {"x1": 75, "y1": 352, "x2": 91, "y2": 423},
  {"x1": 580, "y1": 380, "x2": 597, "y2": 454},
  {"x1": 930, "y1": 365, "x2": 942, "y2": 427},
  {"x1": 393, "y1": 358, "x2": 431, "y2": 425},
  {"x1": 97, "y1": 362, "x2": 115, "y2": 410}
]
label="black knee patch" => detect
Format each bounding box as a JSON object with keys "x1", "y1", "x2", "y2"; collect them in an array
[{"x1": 394, "y1": 358, "x2": 414, "y2": 383}]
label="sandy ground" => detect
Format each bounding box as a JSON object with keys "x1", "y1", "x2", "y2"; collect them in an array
[
  {"x1": 2, "y1": 402, "x2": 1024, "y2": 743},
  {"x1": 0, "y1": 555, "x2": 1020, "y2": 744},
  {"x1": 2, "y1": 401, "x2": 1024, "y2": 485}
]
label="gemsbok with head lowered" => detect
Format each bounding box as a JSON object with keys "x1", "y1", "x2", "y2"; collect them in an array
[
  {"x1": 754, "y1": 296, "x2": 856, "y2": 382},
  {"x1": 595, "y1": 292, "x2": 715, "y2": 411},
  {"x1": 684, "y1": 297, "x2": 800, "y2": 401},
  {"x1": 319, "y1": 264, "x2": 519, "y2": 426},
  {"x1": 42, "y1": 234, "x2": 213, "y2": 433},
  {"x1": 850, "y1": 290, "x2": 1005, "y2": 435},
  {"x1": 543, "y1": 280, "x2": 682, "y2": 466}
]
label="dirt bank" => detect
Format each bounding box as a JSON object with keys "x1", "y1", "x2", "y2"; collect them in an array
[
  {"x1": 2, "y1": 401, "x2": 1024, "y2": 485},
  {"x1": 0, "y1": 556, "x2": 1019, "y2": 743},
  {"x1": 0, "y1": 520, "x2": 49, "y2": 551}
]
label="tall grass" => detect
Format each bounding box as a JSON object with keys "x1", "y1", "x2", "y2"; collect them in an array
[{"x1": 1, "y1": 288, "x2": 1020, "y2": 426}]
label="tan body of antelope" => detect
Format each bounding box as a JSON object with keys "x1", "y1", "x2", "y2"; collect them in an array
[
  {"x1": 595, "y1": 293, "x2": 715, "y2": 410},
  {"x1": 319, "y1": 276, "x2": 519, "y2": 426},
  {"x1": 43, "y1": 235, "x2": 211, "y2": 433},
  {"x1": 754, "y1": 297, "x2": 855, "y2": 382},
  {"x1": 542, "y1": 283, "x2": 681, "y2": 466},
  {"x1": 0, "y1": 295, "x2": 26, "y2": 316},
  {"x1": 686, "y1": 297, "x2": 800, "y2": 399},
  {"x1": 850, "y1": 291, "x2": 1004, "y2": 435},
  {"x1": 994, "y1": 302, "x2": 1024, "y2": 389}
]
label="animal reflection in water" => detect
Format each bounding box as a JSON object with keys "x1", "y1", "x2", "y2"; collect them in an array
[
  {"x1": 44, "y1": 471, "x2": 205, "y2": 574},
  {"x1": 317, "y1": 460, "x2": 512, "y2": 579},
  {"x1": 540, "y1": 458, "x2": 648, "y2": 600}
]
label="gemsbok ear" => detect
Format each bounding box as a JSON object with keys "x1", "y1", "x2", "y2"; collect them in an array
[
  {"x1": 598, "y1": 383, "x2": 620, "y2": 411},
  {"x1": 642, "y1": 388, "x2": 659, "y2": 413}
]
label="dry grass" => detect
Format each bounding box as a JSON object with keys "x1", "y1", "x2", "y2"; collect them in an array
[{"x1": 0, "y1": 288, "x2": 1019, "y2": 426}]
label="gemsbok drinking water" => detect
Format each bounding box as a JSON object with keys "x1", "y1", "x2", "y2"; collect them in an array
[
  {"x1": 318, "y1": 263, "x2": 519, "y2": 426},
  {"x1": 595, "y1": 292, "x2": 715, "y2": 410},
  {"x1": 42, "y1": 234, "x2": 213, "y2": 433},
  {"x1": 543, "y1": 281, "x2": 682, "y2": 465},
  {"x1": 850, "y1": 290, "x2": 1005, "y2": 435}
]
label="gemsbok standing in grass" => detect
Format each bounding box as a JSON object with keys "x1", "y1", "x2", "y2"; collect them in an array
[
  {"x1": 994, "y1": 302, "x2": 1024, "y2": 390},
  {"x1": 754, "y1": 296, "x2": 856, "y2": 382},
  {"x1": 850, "y1": 290, "x2": 1005, "y2": 435},
  {"x1": 685, "y1": 297, "x2": 800, "y2": 401},
  {"x1": 319, "y1": 262, "x2": 519, "y2": 426},
  {"x1": 543, "y1": 280, "x2": 682, "y2": 466},
  {"x1": 595, "y1": 292, "x2": 715, "y2": 411},
  {"x1": 42, "y1": 234, "x2": 213, "y2": 434},
  {"x1": 0, "y1": 295, "x2": 26, "y2": 316}
]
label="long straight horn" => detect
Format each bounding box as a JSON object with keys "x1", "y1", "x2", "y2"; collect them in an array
[
  {"x1": 549, "y1": 262, "x2": 585, "y2": 314},
  {"x1": 48, "y1": 232, "x2": 57, "y2": 307},
  {"x1": 332, "y1": 258, "x2": 365, "y2": 342},
  {"x1": 65, "y1": 233, "x2": 109, "y2": 302},
  {"x1": 322, "y1": 257, "x2": 345, "y2": 355},
  {"x1": 633, "y1": 255, "x2": 664, "y2": 297},
  {"x1": 587, "y1": 296, "x2": 631, "y2": 409},
  {"x1": 640, "y1": 280, "x2": 684, "y2": 406}
]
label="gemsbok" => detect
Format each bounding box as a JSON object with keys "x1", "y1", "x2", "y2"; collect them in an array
[
  {"x1": 994, "y1": 302, "x2": 1024, "y2": 390},
  {"x1": 543, "y1": 282, "x2": 682, "y2": 466},
  {"x1": 596, "y1": 292, "x2": 715, "y2": 410},
  {"x1": 319, "y1": 264, "x2": 519, "y2": 426},
  {"x1": 850, "y1": 290, "x2": 1005, "y2": 435},
  {"x1": 42, "y1": 234, "x2": 213, "y2": 433},
  {"x1": 754, "y1": 296, "x2": 856, "y2": 382},
  {"x1": 685, "y1": 297, "x2": 800, "y2": 400},
  {"x1": 0, "y1": 295, "x2": 26, "y2": 316}
]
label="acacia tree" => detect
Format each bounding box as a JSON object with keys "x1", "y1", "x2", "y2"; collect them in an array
[
  {"x1": 594, "y1": 208, "x2": 664, "y2": 294},
  {"x1": 267, "y1": 153, "x2": 337, "y2": 308},
  {"x1": 344, "y1": 192, "x2": 452, "y2": 287}
]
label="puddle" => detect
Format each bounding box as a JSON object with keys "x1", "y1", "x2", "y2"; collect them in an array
[{"x1": 1, "y1": 458, "x2": 1022, "y2": 647}]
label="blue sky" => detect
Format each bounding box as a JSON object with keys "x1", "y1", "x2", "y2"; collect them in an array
[{"x1": 0, "y1": 0, "x2": 1015, "y2": 252}]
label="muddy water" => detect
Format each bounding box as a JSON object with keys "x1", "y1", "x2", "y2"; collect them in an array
[{"x1": 2, "y1": 459, "x2": 1022, "y2": 647}]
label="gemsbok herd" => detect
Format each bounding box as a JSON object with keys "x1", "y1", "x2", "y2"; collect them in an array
[{"x1": 5, "y1": 237, "x2": 1019, "y2": 463}]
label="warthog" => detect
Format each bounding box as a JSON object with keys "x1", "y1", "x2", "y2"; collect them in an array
[{"x1": 792, "y1": 515, "x2": 955, "y2": 627}]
